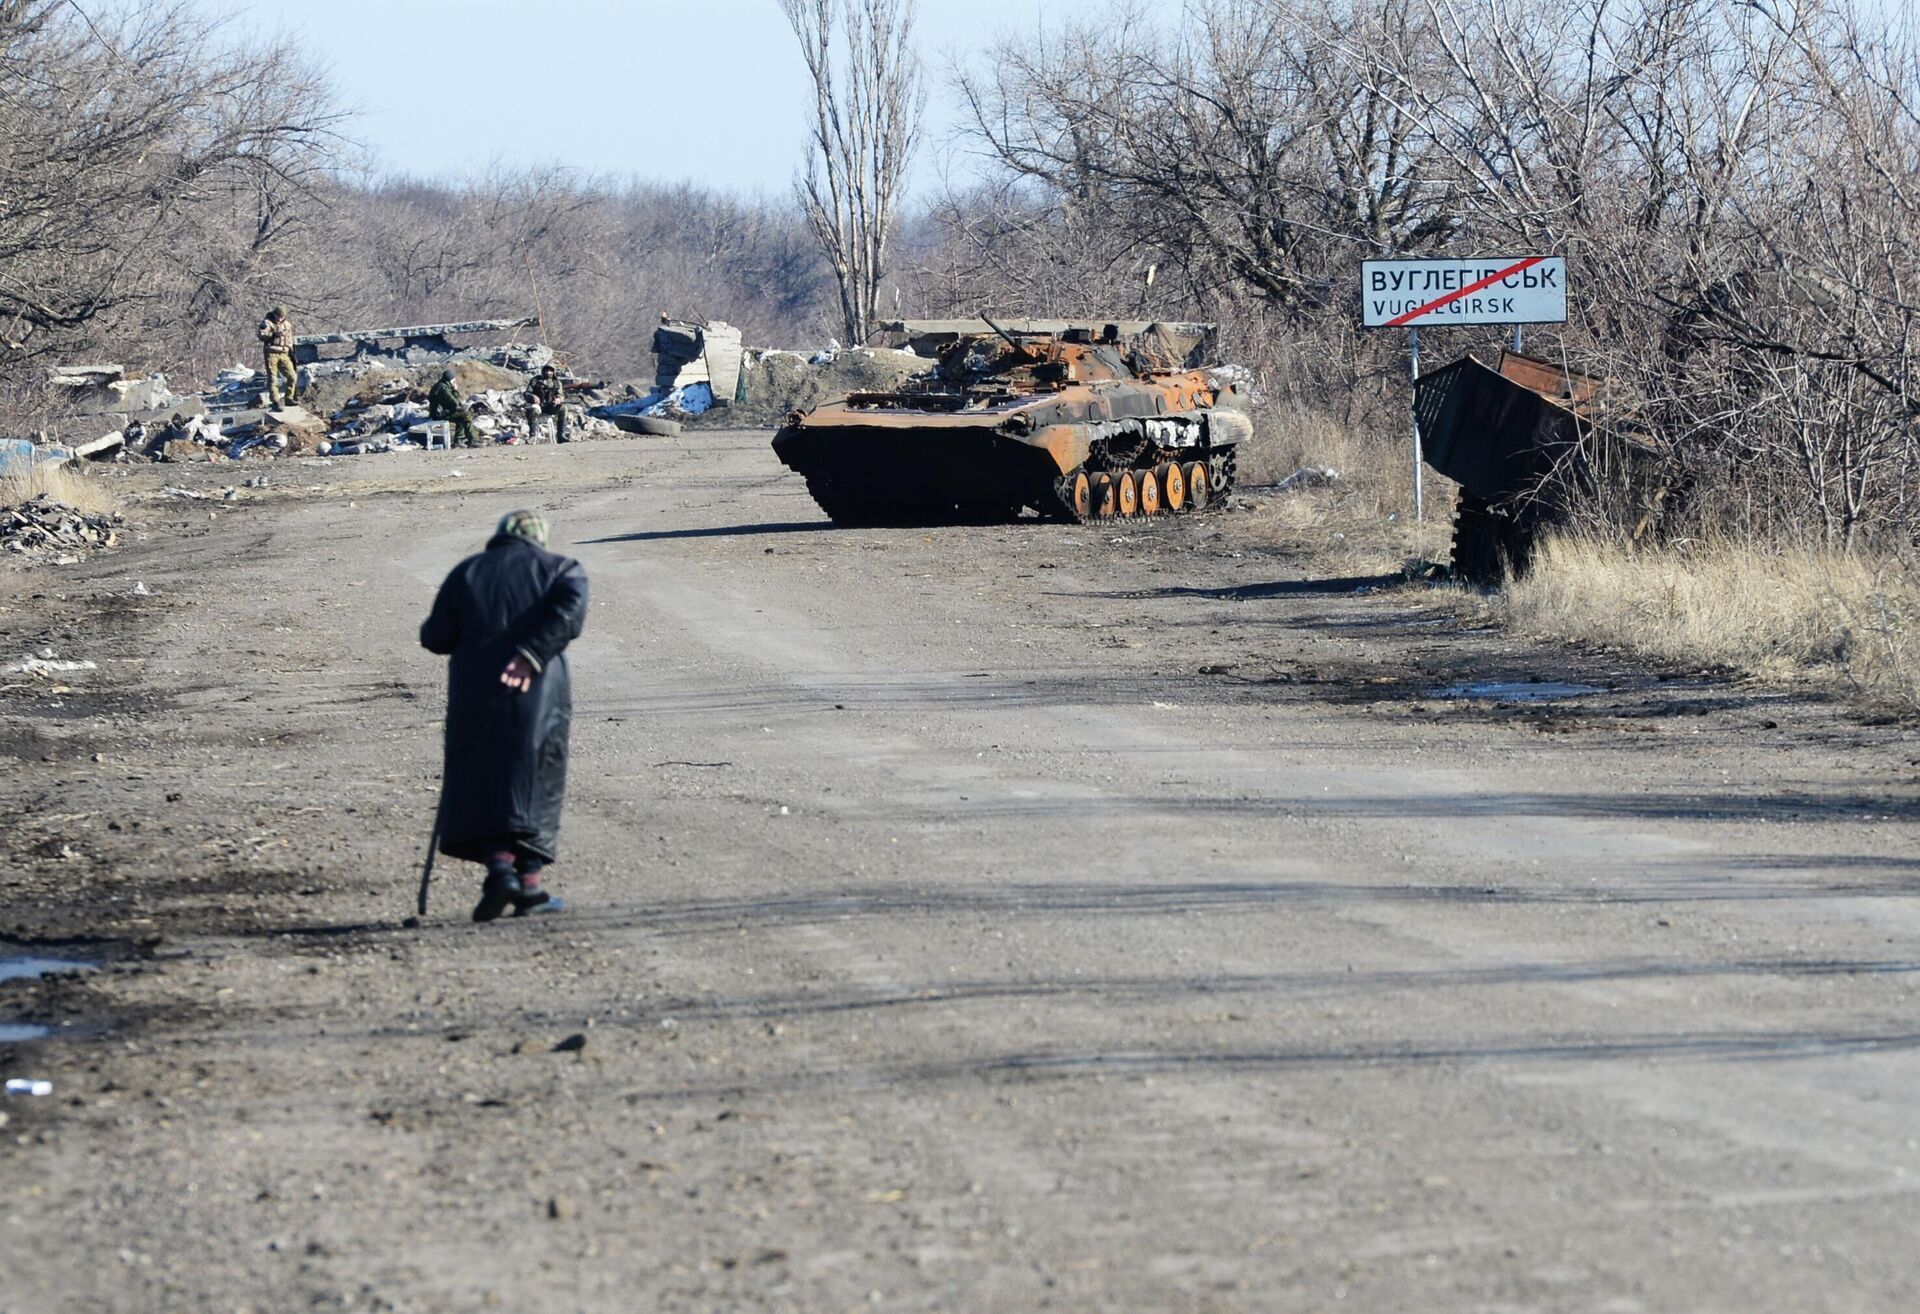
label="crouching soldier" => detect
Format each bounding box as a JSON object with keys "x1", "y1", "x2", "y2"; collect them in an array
[
  {"x1": 420, "y1": 510, "x2": 589, "y2": 921},
  {"x1": 257, "y1": 305, "x2": 298, "y2": 407},
  {"x1": 524, "y1": 364, "x2": 570, "y2": 443},
  {"x1": 428, "y1": 369, "x2": 482, "y2": 447}
]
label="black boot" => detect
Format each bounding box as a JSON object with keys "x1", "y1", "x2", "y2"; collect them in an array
[
  {"x1": 472, "y1": 860, "x2": 521, "y2": 923},
  {"x1": 511, "y1": 865, "x2": 564, "y2": 916}
]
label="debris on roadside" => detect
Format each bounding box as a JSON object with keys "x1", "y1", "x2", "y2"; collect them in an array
[
  {"x1": 46, "y1": 363, "x2": 186, "y2": 417},
  {"x1": 587, "y1": 317, "x2": 742, "y2": 426},
  {"x1": 652, "y1": 318, "x2": 743, "y2": 397},
  {"x1": 1, "y1": 495, "x2": 121, "y2": 559},
  {"x1": 1270, "y1": 467, "x2": 1343, "y2": 493},
  {"x1": 25, "y1": 312, "x2": 935, "y2": 479},
  {"x1": 5, "y1": 651, "x2": 98, "y2": 675},
  {"x1": 0, "y1": 437, "x2": 75, "y2": 474},
  {"x1": 587, "y1": 318, "x2": 928, "y2": 433}
]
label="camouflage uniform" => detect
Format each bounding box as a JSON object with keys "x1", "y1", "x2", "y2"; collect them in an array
[
  {"x1": 428, "y1": 377, "x2": 482, "y2": 448},
  {"x1": 258, "y1": 309, "x2": 298, "y2": 408},
  {"x1": 524, "y1": 368, "x2": 569, "y2": 444}
]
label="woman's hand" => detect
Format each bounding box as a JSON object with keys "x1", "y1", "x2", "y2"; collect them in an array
[{"x1": 500, "y1": 654, "x2": 535, "y2": 693}]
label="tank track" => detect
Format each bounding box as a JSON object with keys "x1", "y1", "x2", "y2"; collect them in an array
[
  {"x1": 1048, "y1": 447, "x2": 1237, "y2": 523},
  {"x1": 801, "y1": 443, "x2": 1237, "y2": 528}
]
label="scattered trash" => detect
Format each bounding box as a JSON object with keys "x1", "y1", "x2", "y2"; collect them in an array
[
  {"x1": 0, "y1": 494, "x2": 120, "y2": 560},
  {"x1": 23, "y1": 316, "x2": 935, "y2": 489},
  {"x1": 6, "y1": 652, "x2": 98, "y2": 675},
  {"x1": 4, "y1": 1079, "x2": 53, "y2": 1097}
]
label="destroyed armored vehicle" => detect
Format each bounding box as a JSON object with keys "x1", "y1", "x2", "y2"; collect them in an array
[
  {"x1": 771, "y1": 319, "x2": 1252, "y2": 525},
  {"x1": 1414, "y1": 349, "x2": 1669, "y2": 584}
]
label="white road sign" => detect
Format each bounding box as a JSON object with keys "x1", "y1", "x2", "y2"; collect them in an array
[{"x1": 1361, "y1": 256, "x2": 1567, "y2": 328}]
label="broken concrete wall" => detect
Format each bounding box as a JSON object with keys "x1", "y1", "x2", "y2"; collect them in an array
[{"x1": 652, "y1": 320, "x2": 743, "y2": 399}]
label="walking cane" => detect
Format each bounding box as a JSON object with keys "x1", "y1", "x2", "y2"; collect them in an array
[{"x1": 417, "y1": 822, "x2": 440, "y2": 917}]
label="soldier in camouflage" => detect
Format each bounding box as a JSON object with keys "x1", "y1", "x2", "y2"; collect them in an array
[
  {"x1": 524, "y1": 364, "x2": 570, "y2": 444},
  {"x1": 257, "y1": 306, "x2": 298, "y2": 408},
  {"x1": 428, "y1": 369, "x2": 482, "y2": 448}
]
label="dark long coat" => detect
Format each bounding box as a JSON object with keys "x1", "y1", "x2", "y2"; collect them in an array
[{"x1": 420, "y1": 535, "x2": 589, "y2": 864}]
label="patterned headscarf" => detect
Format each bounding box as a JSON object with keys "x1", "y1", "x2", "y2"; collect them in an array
[{"x1": 495, "y1": 509, "x2": 548, "y2": 547}]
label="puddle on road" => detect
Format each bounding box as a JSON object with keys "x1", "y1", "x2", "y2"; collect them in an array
[
  {"x1": 0, "y1": 955, "x2": 96, "y2": 985},
  {"x1": 0, "y1": 951, "x2": 96, "y2": 1046},
  {"x1": 1433, "y1": 680, "x2": 1605, "y2": 702}
]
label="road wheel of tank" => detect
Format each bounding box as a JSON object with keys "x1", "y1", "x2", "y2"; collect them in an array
[
  {"x1": 1185, "y1": 461, "x2": 1211, "y2": 511},
  {"x1": 1114, "y1": 469, "x2": 1139, "y2": 517},
  {"x1": 1138, "y1": 467, "x2": 1162, "y2": 515},
  {"x1": 1090, "y1": 472, "x2": 1115, "y2": 519},
  {"x1": 1158, "y1": 461, "x2": 1186, "y2": 511},
  {"x1": 1065, "y1": 470, "x2": 1092, "y2": 521}
]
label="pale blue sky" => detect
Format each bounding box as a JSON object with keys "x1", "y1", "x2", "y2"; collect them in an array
[{"x1": 222, "y1": 0, "x2": 1068, "y2": 196}]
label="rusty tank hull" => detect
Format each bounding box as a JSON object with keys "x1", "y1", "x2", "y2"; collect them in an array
[{"x1": 771, "y1": 320, "x2": 1247, "y2": 526}]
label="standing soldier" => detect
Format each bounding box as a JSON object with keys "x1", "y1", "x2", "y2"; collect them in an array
[
  {"x1": 524, "y1": 364, "x2": 570, "y2": 444},
  {"x1": 428, "y1": 369, "x2": 482, "y2": 448},
  {"x1": 257, "y1": 306, "x2": 298, "y2": 408}
]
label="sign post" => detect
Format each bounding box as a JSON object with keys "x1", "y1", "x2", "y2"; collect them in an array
[
  {"x1": 1361, "y1": 256, "x2": 1568, "y2": 519},
  {"x1": 1409, "y1": 326, "x2": 1422, "y2": 522}
]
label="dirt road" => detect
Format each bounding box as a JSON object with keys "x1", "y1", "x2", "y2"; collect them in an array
[{"x1": 4, "y1": 432, "x2": 1918, "y2": 1313}]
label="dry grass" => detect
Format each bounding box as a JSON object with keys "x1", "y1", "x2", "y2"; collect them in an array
[
  {"x1": 1486, "y1": 534, "x2": 1920, "y2": 710},
  {"x1": 1235, "y1": 404, "x2": 1454, "y2": 574},
  {"x1": 0, "y1": 460, "x2": 127, "y2": 518}
]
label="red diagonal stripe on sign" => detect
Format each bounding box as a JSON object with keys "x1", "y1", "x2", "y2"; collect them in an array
[{"x1": 1386, "y1": 256, "x2": 1547, "y2": 328}]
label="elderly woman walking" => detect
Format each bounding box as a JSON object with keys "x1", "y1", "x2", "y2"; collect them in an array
[{"x1": 420, "y1": 510, "x2": 589, "y2": 921}]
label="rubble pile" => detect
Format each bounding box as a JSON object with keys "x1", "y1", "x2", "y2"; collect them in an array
[
  {"x1": 47, "y1": 364, "x2": 187, "y2": 417},
  {"x1": 1, "y1": 494, "x2": 120, "y2": 560},
  {"x1": 683, "y1": 347, "x2": 927, "y2": 429},
  {"x1": 11, "y1": 315, "x2": 939, "y2": 480}
]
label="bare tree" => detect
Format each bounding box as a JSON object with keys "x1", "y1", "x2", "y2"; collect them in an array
[
  {"x1": 781, "y1": 0, "x2": 924, "y2": 345},
  {"x1": 0, "y1": 1, "x2": 343, "y2": 372},
  {"x1": 939, "y1": 0, "x2": 1920, "y2": 547},
  {"x1": 958, "y1": 1, "x2": 1452, "y2": 317}
]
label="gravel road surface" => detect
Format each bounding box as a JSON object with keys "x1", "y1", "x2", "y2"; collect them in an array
[{"x1": 3, "y1": 432, "x2": 1917, "y2": 1312}]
